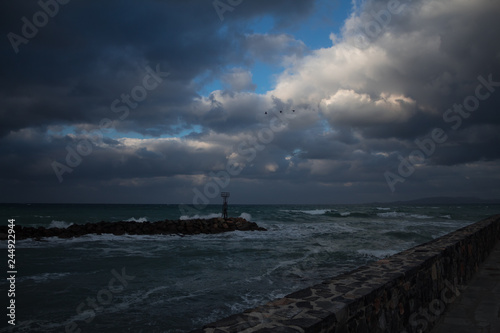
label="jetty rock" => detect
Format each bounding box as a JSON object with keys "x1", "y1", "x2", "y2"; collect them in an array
[{"x1": 0, "y1": 217, "x2": 267, "y2": 240}]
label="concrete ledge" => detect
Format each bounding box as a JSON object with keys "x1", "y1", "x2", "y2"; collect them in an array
[{"x1": 191, "y1": 214, "x2": 500, "y2": 333}]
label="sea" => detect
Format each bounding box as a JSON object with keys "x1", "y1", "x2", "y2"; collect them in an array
[{"x1": 1, "y1": 203, "x2": 499, "y2": 332}]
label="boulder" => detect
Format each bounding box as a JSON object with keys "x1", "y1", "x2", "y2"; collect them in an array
[{"x1": 0, "y1": 217, "x2": 266, "y2": 240}]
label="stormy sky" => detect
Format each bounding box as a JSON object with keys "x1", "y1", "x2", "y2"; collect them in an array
[{"x1": 1, "y1": 0, "x2": 500, "y2": 205}]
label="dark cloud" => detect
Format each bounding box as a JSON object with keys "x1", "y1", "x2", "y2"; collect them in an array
[
  {"x1": 0, "y1": 0, "x2": 315, "y2": 136},
  {"x1": 1, "y1": 0, "x2": 499, "y2": 204}
]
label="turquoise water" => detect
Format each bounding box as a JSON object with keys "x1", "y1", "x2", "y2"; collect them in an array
[{"x1": 0, "y1": 203, "x2": 499, "y2": 332}]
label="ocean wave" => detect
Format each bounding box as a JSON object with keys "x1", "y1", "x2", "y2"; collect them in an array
[
  {"x1": 383, "y1": 230, "x2": 429, "y2": 242},
  {"x1": 191, "y1": 288, "x2": 285, "y2": 331},
  {"x1": 124, "y1": 217, "x2": 149, "y2": 223},
  {"x1": 357, "y1": 249, "x2": 397, "y2": 259},
  {"x1": 326, "y1": 211, "x2": 371, "y2": 218},
  {"x1": 48, "y1": 220, "x2": 73, "y2": 228},
  {"x1": 21, "y1": 272, "x2": 72, "y2": 283},
  {"x1": 330, "y1": 223, "x2": 360, "y2": 233},
  {"x1": 376, "y1": 207, "x2": 391, "y2": 210},
  {"x1": 376, "y1": 212, "x2": 432, "y2": 219},
  {"x1": 239, "y1": 212, "x2": 252, "y2": 221},
  {"x1": 179, "y1": 212, "x2": 252, "y2": 221},
  {"x1": 12, "y1": 233, "x2": 183, "y2": 248},
  {"x1": 280, "y1": 209, "x2": 332, "y2": 215},
  {"x1": 277, "y1": 208, "x2": 372, "y2": 218},
  {"x1": 301, "y1": 209, "x2": 331, "y2": 215}
]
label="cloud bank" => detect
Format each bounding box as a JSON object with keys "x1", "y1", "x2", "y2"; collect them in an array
[{"x1": 1, "y1": 0, "x2": 499, "y2": 204}]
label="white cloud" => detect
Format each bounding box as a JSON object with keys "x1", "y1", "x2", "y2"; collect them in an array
[
  {"x1": 221, "y1": 68, "x2": 256, "y2": 92},
  {"x1": 320, "y1": 89, "x2": 416, "y2": 125},
  {"x1": 118, "y1": 137, "x2": 219, "y2": 153},
  {"x1": 245, "y1": 33, "x2": 308, "y2": 65},
  {"x1": 265, "y1": 163, "x2": 279, "y2": 172}
]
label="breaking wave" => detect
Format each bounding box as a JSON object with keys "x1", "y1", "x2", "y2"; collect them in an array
[
  {"x1": 48, "y1": 220, "x2": 73, "y2": 228},
  {"x1": 124, "y1": 217, "x2": 149, "y2": 223},
  {"x1": 376, "y1": 212, "x2": 433, "y2": 219}
]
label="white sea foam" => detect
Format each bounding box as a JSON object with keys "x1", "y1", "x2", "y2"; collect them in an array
[
  {"x1": 411, "y1": 214, "x2": 433, "y2": 219},
  {"x1": 110, "y1": 285, "x2": 208, "y2": 318},
  {"x1": 280, "y1": 209, "x2": 332, "y2": 215},
  {"x1": 239, "y1": 212, "x2": 252, "y2": 221},
  {"x1": 48, "y1": 220, "x2": 73, "y2": 228},
  {"x1": 340, "y1": 211, "x2": 351, "y2": 216},
  {"x1": 22, "y1": 272, "x2": 71, "y2": 283},
  {"x1": 11, "y1": 233, "x2": 180, "y2": 249},
  {"x1": 301, "y1": 209, "x2": 330, "y2": 215},
  {"x1": 376, "y1": 212, "x2": 432, "y2": 219},
  {"x1": 79, "y1": 233, "x2": 178, "y2": 243},
  {"x1": 331, "y1": 223, "x2": 359, "y2": 233},
  {"x1": 124, "y1": 217, "x2": 148, "y2": 222},
  {"x1": 376, "y1": 207, "x2": 391, "y2": 210}
]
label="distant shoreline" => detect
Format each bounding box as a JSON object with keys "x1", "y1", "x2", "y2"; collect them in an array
[{"x1": 1, "y1": 197, "x2": 499, "y2": 206}]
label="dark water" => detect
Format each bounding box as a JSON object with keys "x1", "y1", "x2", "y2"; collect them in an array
[{"x1": 0, "y1": 203, "x2": 498, "y2": 332}]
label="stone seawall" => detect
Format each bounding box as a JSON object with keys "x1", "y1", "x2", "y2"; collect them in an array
[{"x1": 191, "y1": 214, "x2": 500, "y2": 333}]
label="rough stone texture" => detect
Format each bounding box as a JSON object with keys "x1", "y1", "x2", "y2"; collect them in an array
[
  {"x1": 431, "y1": 241, "x2": 500, "y2": 332},
  {"x1": 191, "y1": 214, "x2": 500, "y2": 333},
  {"x1": 0, "y1": 217, "x2": 266, "y2": 240}
]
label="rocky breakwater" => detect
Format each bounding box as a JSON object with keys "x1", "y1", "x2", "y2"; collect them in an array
[{"x1": 0, "y1": 217, "x2": 267, "y2": 240}]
